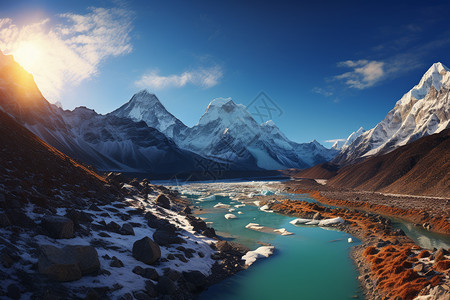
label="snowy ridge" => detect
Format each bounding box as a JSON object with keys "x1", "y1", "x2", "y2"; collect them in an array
[
  {"x1": 110, "y1": 90, "x2": 187, "y2": 139},
  {"x1": 334, "y1": 62, "x2": 450, "y2": 164},
  {"x1": 332, "y1": 127, "x2": 365, "y2": 150},
  {"x1": 178, "y1": 97, "x2": 337, "y2": 170}
]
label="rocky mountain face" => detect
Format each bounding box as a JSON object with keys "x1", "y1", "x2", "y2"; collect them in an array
[
  {"x1": 328, "y1": 129, "x2": 450, "y2": 197},
  {"x1": 110, "y1": 90, "x2": 187, "y2": 140},
  {"x1": 334, "y1": 62, "x2": 450, "y2": 165}
]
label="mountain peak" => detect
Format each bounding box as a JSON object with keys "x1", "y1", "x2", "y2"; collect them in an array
[
  {"x1": 207, "y1": 97, "x2": 235, "y2": 108},
  {"x1": 110, "y1": 91, "x2": 186, "y2": 138}
]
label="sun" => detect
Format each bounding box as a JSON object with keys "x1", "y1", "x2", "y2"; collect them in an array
[{"x1": 13, "y1": 40, "x2": 43, "y2": 74}]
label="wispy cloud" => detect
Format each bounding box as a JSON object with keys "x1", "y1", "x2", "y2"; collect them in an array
[
  {"x1": 324, "y1": 138, "x2": 345, "y2": 144},
  {"x1": 335, "y1": 60, "x2": 385, "y2": 89},
  {"x1": 135, "y1": 65, "x2": 223, "y2": 90},
  {"x1": 312, "y1": 87, "x2": 333, "y2": 97},
  {"x1": 0, "y1": 7, "x2": 133, "y2": 102}
]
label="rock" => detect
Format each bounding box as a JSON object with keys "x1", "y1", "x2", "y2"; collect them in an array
[
  {"x1": 181, "y1": 206, "x2": 191, "y2": 214},
  {"x1": 132, "y1": 237, "x2": 161, "y2": 265},
  {"x1": 155, "y1": 194, "x2": 170, "y2": 209},
  {"x1": 133, "y1": 291, "x2": 152, "y2": 300},
  {"x1": 144, "y1": 280, "x2": 157, "y2": 298},
  {"x1": 413, "y1": 263, "x2": 424, "y2": 273},
  {"x1": 6, "y1": 210, "x2": 35, "y2": 228},
  {"x1": 0, "y1": 213, "x2": 11, "y2": 227},
  {"x1": 153, "y1": 229, "x2": 185, "y2": 246},
  {"x1": 106, "y1": 221, "x2": 121, "y2": 233},
  {"x1": 110, "y1": 256, "x2": 124, "y2": 268},
  {"x1": 142, "y1": 267, "x2": 159, "y2": 280},
  {"x1": 312, "y1": 212, "x2": 322, "y2": 220},
  {"x1": 164, "y1": 268, "x2": 180, "y2": 281},
  {"x1": 132, "y1": 266, "x2": 144, "y2": 276},
  {"x1": 65, "y1": 209, "x2": 93, "y2": 224},
  {"x1": 182, "y1": 270, "x2": 207, "y2": 291},
  {"x1": 156, "y1": 276, "x2": 176, "y2": 295},
  {"x1": 433, "y1": 248, "x2": 447, "y2": 262},
  {"x1": 120, "y1": 223, "x2": 135, "y2": 236},
  {"x1": 216, "y1": 241, "x2": 232, "y2": 252},
  {"x1": 41, "y1": 216, "x2": 74, "y2": 239},
  {"x1": 38, "y1": 244, "x2": 100, "y2": 281},
  {"x1": 7, "y1": 284, "x2": 21, "y2": 299}
]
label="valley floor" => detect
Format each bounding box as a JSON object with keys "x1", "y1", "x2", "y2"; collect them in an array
[{"x1": 276, "y1": 179, "x2": 450, "y2": 300}]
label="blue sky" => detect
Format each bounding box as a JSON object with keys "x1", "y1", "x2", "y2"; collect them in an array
[{"x1": 1, "y1": 0, "x2": 449, "y2": 145}]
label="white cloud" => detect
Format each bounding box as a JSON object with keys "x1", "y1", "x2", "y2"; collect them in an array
[
  {"x1": 324, "y1": 138, "x2": 345, "y2": 144},
  {"x1": 0, "y1": 7, "x2": 133, "y2": 102},
  {"x1": 335, "y1": 60, "x2": 385, "y2": 89},
  {"x1": 135, "y1": 65, "x2": 223, "y2": 90}
]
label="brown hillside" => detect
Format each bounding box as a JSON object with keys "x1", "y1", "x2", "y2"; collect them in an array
[
  {"x1": 0, "y1": 109, "x2": 108, "y2": 201},
  {"x1": 328, "y1": 129, "x2": 450, "y2": 197},
  {"x1": 293, "y1": 162, "x2": 339, "y2": 179}
]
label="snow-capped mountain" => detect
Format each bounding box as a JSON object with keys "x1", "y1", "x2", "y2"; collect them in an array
[
  {"x1": 0, "y1": 51, "x2": 219, "y2": 174},
  {"x1": 110, "y1": 90, "x2": 187, "y2": 139},
  {"x1": 177, "y1": 98, "x2": 338, "y2": 169},
  {"x1": 332, "y1": 127, "x2": 366, "y2": 150},
  {"x1": 334, "y1": 62, "x2": 450, "y2": 165}
]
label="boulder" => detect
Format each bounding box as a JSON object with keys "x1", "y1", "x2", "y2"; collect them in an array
[
  {"x1": 120, "y1": 223, "x2": 135, "y2": 236},
  {"x1": 132, "y1": 237, "x2": 161, "y2": 265},
  {"x1": 41, "y1": 216, "x2": 74, "y2": 239},
  {"x1": 142, "y1": 267, "x2": 159, "y2": 280},
  {"x1": 106, "y1": 221, "x2": 121, "y2": 233},
  {"x1": 155, "y1": 194, "x2": 170, "y2": 209},
  {"x1": 153, "y1": 229, "x2": 185, "y2": 246},
  {"x1": 38, "y1": 244, "x2": 100, "y2": 281}
]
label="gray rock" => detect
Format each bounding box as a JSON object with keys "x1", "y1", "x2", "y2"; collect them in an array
[
  {"x1": 132, "y1": 237, "x2": 161, "y2": 265},
  {"x1": 155, "y1": 194, "x2": 170, "y2": 209},
  {"x1": 110, "y1": 256, "x2": 124, "y2": 268},
  {"x1": 120, "y1": 223, "x2": 135, "y2": 236},
  {"x1": 41, "y1": 216, "x2": 74, "y2": 239},
  {"x1": 153, "y1": 229, "x2": 185, "y2": 246},
  {"x1": 141, "y1": 267, "x2": 159, "y2": 280},
  {"x1": 38, "y1": 244, "x2": 100, "y2": 281}
]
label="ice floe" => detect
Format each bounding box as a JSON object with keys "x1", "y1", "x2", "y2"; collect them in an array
[
  {"x1": 224, "y1": 214, "x2": 237, "y2": 219},
  {"x1": 242, "y1": 246, "x2": 275, "y2": 265},
  {"x1": 318, "y1": 217, "x2": 344, "y2": 226}
]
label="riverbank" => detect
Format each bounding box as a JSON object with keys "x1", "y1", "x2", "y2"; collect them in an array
[
  {"x1": 271, "y1": 180, "x2": 450, "y2": 299},
  {"x1": 285, "y1": 179, "x2": 450, "y2": 235}
]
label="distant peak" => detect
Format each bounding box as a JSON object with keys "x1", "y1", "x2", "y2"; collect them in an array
[
  {"x1": 133, "y1": 89, "x2": 157, "y2": 98},
  {"x1": 208, "y1": 97, "x2": 234, "y2": 107},
  {"x1": 430, "y1": 62, "x2": 449, "y2": 73},
  {"x1": 262, "y1": 120, "x2": 276, "y2": 127}
]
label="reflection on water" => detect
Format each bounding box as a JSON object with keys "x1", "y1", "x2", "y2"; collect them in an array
[{"x1": 390, "y1": 217, "x2": 450, "y2": 250}]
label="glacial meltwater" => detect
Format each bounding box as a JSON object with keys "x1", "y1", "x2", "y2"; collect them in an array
[{"x1": 169, "y1": 181, "x2": 363, "y2": 299}]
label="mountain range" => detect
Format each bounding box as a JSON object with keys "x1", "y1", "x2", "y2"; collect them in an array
[
  {"x1": 0, "y1": 49, "x2": 448, "y2": 178},
  {"x1": 0, "y1": 51, "x2": 337, "y2": 176},
  {"x1": 333, "y1": 62, "x2": 449, "y2": 165}
]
